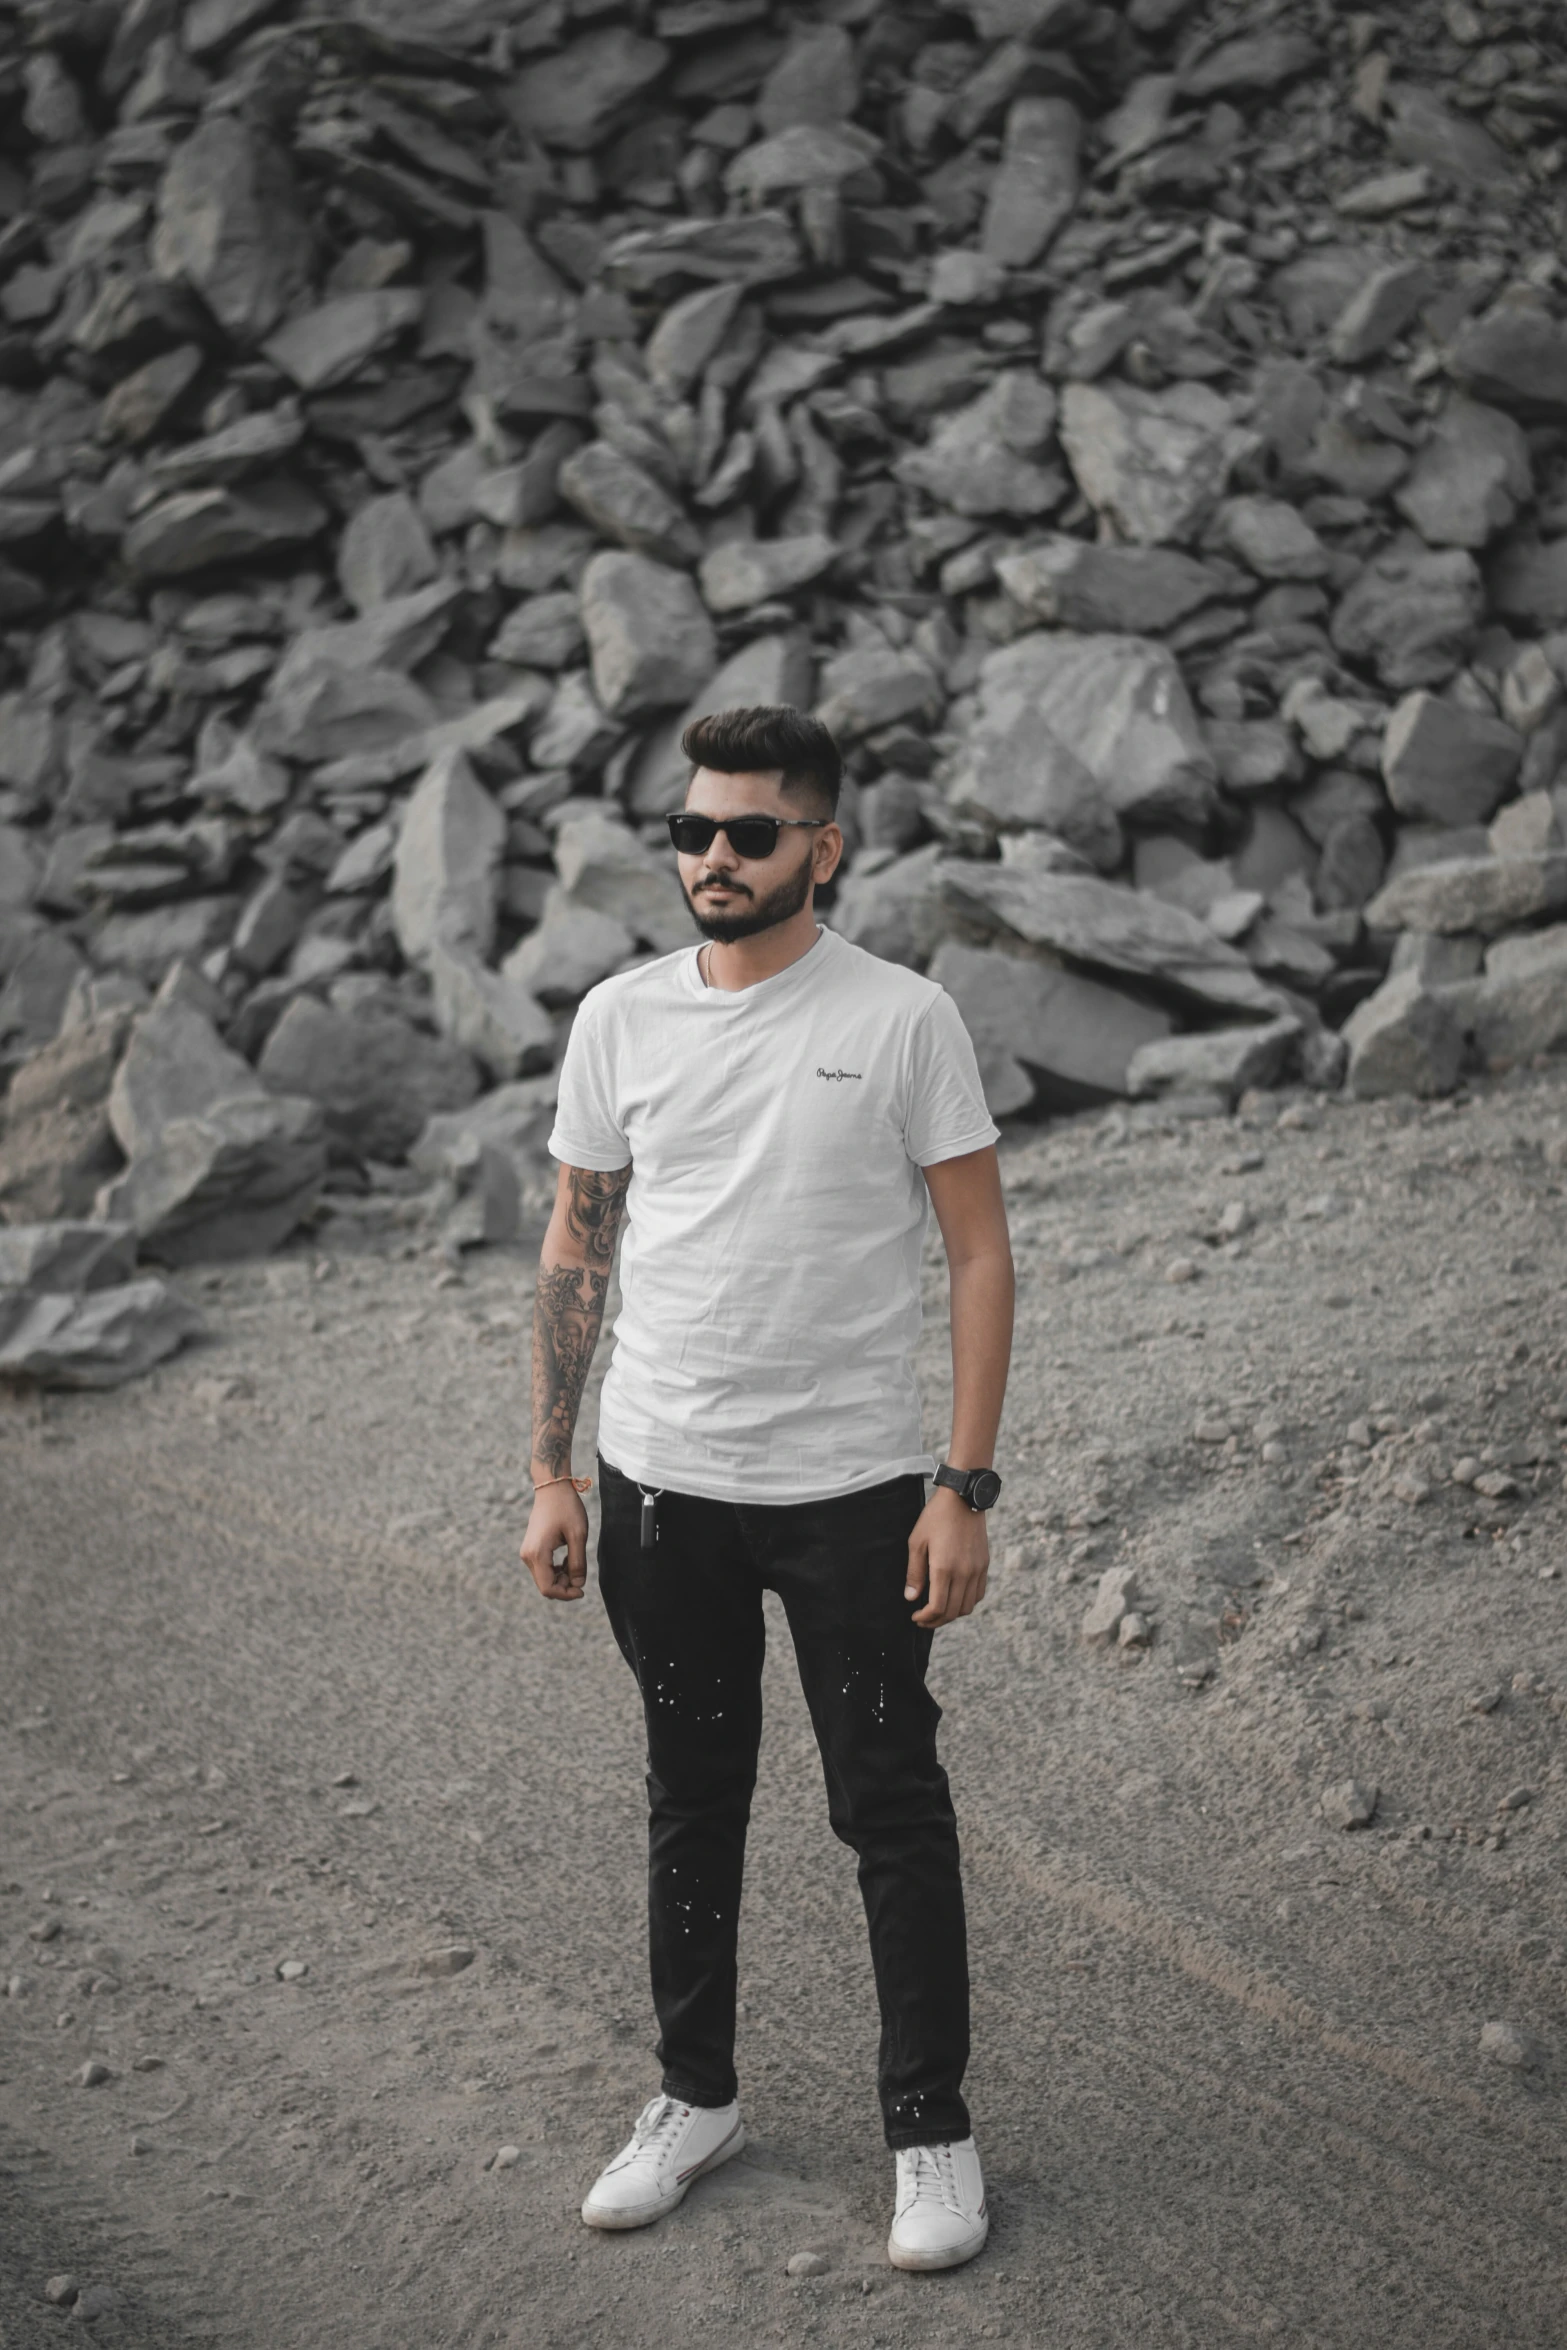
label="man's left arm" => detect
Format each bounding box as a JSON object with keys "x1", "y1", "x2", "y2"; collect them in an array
[{"x1": 906, "y1": 1146, "x2": 1015, "y2": 1629}]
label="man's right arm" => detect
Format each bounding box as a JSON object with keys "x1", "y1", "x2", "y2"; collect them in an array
[{"x1": 519, "y1": 1160, "x2": 631, "y2": 1602}]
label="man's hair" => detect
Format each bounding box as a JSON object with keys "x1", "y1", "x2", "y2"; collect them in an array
[{"x1": 681, "y1": 705, "x2": 842, "y2": 817}]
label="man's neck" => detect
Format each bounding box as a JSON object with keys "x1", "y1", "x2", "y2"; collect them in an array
[{"x1": 699, "y1": 909, "x2": 823, "y2": 993}]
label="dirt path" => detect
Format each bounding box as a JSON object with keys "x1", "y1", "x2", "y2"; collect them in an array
[{"x1": 3, "y1": 1072, "x2": 1566, "y2": 2350}]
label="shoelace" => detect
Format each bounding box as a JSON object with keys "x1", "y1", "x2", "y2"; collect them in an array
[
  {"x1": 632, "y1": 2095, "x2": 687, "y2": 2153},
  {"x1": 901, "y1": 2143, "x2": 961, "y2": 2212}
]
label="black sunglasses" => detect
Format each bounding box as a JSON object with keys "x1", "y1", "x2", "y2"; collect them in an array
[{"x1": 666, "y1": 812, "x2": 827, "y2": 860}]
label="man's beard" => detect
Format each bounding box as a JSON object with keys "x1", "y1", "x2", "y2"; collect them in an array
[{"x1": 681, "y1": 854, "x2": 814, "y2": 943}]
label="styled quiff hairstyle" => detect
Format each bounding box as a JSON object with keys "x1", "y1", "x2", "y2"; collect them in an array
[{"x1": 681, "y1": 704, "x2": 843, "y2": 818}]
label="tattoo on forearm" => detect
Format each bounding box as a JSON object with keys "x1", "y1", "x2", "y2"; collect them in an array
[
  {"x1": 531, "y1": 1167, "x2": 630, "y2": 1474},
  {"x1": 563, "y1": 1164, "x2": 632, "y2": 1266}
]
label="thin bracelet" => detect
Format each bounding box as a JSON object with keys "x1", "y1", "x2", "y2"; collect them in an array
[{"x1": 532, "y1": 1473, "x2": 592, "y2": 1494}]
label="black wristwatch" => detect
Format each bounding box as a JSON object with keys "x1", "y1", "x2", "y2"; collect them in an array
[{"x1": 934, "y1": 1463, "x2": 1003, "y2": 1512}]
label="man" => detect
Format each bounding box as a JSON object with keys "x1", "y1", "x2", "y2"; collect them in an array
[{"x1": 520, "y1": 705, "x2": 1013, "y2": 2272}]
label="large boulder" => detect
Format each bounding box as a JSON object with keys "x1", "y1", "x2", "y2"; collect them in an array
[
  {"x1": 1393, "y1": 397, "x2": 1533, "y2": 549},
  {"x1": 1331, "y1": 539, "x2": 1484, "y2": 689},
  {"x1": 109, "y1": 993, "x2": 265, "y2": 1159},
  {"x1": 391, "y1": 750, "x2": 506, "y2": 970},
  {"x1": 149, "y1": 116, "x2": 312, "y2": 346},
  {"x1": 502, "y1": 894, "x2": 635, "y2": 1006},
  {"x1": 0, "y1": 1011, "x2": 132, "y2": 1223},
  {"x1": 1058, "y1": 380, "x2": 1246, "y2": 546},
  {"x1": 1381, "y1": 692, "x2": 1524, "y2": 827},
  {"x1": 829, "y1": 845, "x2": 953, "y2": 970},
  {"x1": 427, "y1": 944, "x2": 554, "y2": 1083},
  {"x1": 995, "y1": 541, "x2": 1225, "y2": 635},
  {"x1": 99, "y1": 1094, "x2": 327, "y2": 1264},
  {"x1": 930, "y1": 940, "x2": 1172, "y2": 1114},
  {"x1": 553, "y1": 813, "x2": 690, "y2": 954},
  {"x1": 941, "y1": 860, "x2": 1283, "y2": 1017},
  {"x1": 896, "y1": 375, "x2": 1064, "y2": 520},
  {"x1": 1445, "y1": 298, "x2": 1567, "y2": 420},
  {"x1": 1467, "y1": 925, "x2": 1567, "y2": 1068},
  {"x1": 257, "y1": 996, "x2": 480, "y2": 1162},
  {"x1": 579, "y1": 552, "x2": 718, "y2": 720},
  {"x1": 1342, "y1": 971, "x2": 1464, "y2": 1098},
  {"x1": 1125, "y1": 1018, "x2": 1303, "y2": 1105},
  {"x1": 951, "y1": 632, "x2": 1217, "y2": 841},
  {"x1": 980, "y1": 96, "x2": 1081, "y2": 268},
  {"x1": 0, "y1": 1278, "x2": 205, "y2": 1388},
  {"x1": 625, "y1": 634, "x2": 815, "y2": 818},
  {"x1": 1365, "y1": 854, "x2": 1567, "y2": 938}
]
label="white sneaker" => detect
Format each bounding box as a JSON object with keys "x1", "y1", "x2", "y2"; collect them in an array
[
  {"x1": 580, "y1": 2094, "x2": 745, "y2": 2230},
  {"x1": 887, "y1": 2137, "x2": 989, "y2": 2272}
]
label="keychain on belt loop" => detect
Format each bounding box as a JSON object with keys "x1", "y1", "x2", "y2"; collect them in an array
[{"x1": 638, "y1": 1485, "x2": 664, "y2": 1551}]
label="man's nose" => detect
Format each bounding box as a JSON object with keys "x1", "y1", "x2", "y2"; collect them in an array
[{"x1": 699, "y1": 832, "x2": 741, "y2": 875}]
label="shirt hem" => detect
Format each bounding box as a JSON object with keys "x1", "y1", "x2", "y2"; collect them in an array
[
  {"x1": 597, "y1": 1449, "x2": 935, "y2": 1506},
  {"x1": 914, "y1": 1121, "x2": 1001, "y2": 1168}
]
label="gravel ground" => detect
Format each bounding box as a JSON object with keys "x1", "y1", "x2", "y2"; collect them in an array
[{"x1": 2, "y1": 1070, "x2": 1565, "y2": 2350}]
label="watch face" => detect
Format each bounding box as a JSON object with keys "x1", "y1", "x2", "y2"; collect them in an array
[{"x1": 970, "y1": 1469, "x2": 1002, "y2": 1511}]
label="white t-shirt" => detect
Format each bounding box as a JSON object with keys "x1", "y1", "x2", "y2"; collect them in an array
[{"x1": 547, "y1": 925, "x2": 1000, "y2": 1503}]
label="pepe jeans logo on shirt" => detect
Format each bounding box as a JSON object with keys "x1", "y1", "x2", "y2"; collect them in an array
[{"x1": 816, "y1": 1065, "x2": 863, "y2": 1082}]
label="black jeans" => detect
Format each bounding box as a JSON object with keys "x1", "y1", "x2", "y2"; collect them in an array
[{"x1": 596, "y1": 1454, "x2": 971, "y2": 2150}]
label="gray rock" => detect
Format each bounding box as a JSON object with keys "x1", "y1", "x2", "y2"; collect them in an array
[
  {"x1": 897, "y1": 374, "x2": 1064, "y2": 520},
  {"x1": 558, "y1": 441, "x2": 701, "y2": 565},
  {"x1": 815, "y1": 644, "x2": 943, "y2": 743},
  {"x1": 529, "y1": 672, "x2": 622, "y2": 776},
  {"x1": 336, "y1": 492, "x2": 438, "y2": 614},
  {"x1": 1467, "y1": 924, "x2": 1567, "y2": 1067},
  {"x1": 1490, "y1": 536, "x2": 1567, "y2": 630},
  {"x1": 99, "y1": 1093, "x2": 327, "y2": 1262},
  {"x1": 1058, "y1": 380, "x2": 1246, "y2": 547},
  {"x1": 147, "y1": 406, "x2": 306, "y2": 492},
  {"x1": 1389, "y1": 933, "x2": 1484, "y2": 986},
  {"x1": 502, "y1": 895, "x2": 635, "y2": 1006},
  {"x1": 266, "y1": 583, "x2": 460, "y2": 706},
  {"x1": 1205, "y1": 719, "x2": 1302, "y2": 797},
  {"x1": 580, "y1": 552, "x2": 717, "y2": 720},
  {"x1": 262, "y1": 289, "x2": 424, "y2": 393},
  {"x1": 1490, "y1": 791, "x2": 1564, "y2": 860},
  {"x1": 259, "y1": 997, "x2": 479, "y2": 1162},
  {"x1": 1214, "y1": 495, "x2": 1330, "y2": 582},
  {"x1": 109, "y1": 994, "x2": 264, "y2": 1159},
  {"x1": 758, "y1": 21, "x2": 857, "y2": 134},
  {"x1": 698, "y1": 535, "x2": 838, "y2": 614},
  {"x1": 436, "y1": 1134, "x2": 520, "y2": 1253},
  {"x1": 553, "y1": 812, "x2": 690, "y2": 954},
  {"x1": 0, "y1": 1277, "x2": 204, "y2": 1387},
  {"x1": 981, "y1": 97, "x2": 1080, "y2": 268},
  {"x1": 645, "y1": 282, "x2": 744, "y2": 398},
  {"x1": 489, "y1": 592, "x2": 584, "y2": 671},
  {"x1": 602, "y1": 212, "x2": 803, "y2": 298},
  {"x1": 1082, "y1": 1565, "x2": 1140, "y2": 1645},
  {"x1": 506, "y1": 25, "x2": 669, "y2": 153},
  {"x1": 0, "y1": 1012, "x2": 131, "y2": 1224},
  {"x1": 99, "y1": 344, "x2": 204, "y2": 446},
  {"x1": 149, "y1": 116, "x2": 312, "y2": 346},
  {"x1": 1366, "y1": 854, "x2": 1567, "y2": 938},
  {"x1": 1479, "y1": 2020, "x2": 1540, "y2": 2070},
  {"x1": 958, "y1": 631, "x2": 1217, "y2": 836},
  {"x1": 1328, "y1": 262, "x2": 1433, "y2": 366},
  {"x1": 122, "y1": 479, "x2": 328, "y2": 582},
  {"x1": 1343, "y1": 971, "x2": 1464, "y2": 1098},
  {"x1": 410, "y1": 1078, "x2": 560, "y2": 1190},
  {"x1": 1320, "y1": 1779, "x2": 1378, "y2": 1830},
  {"x1": 941, "y1": 862, "x2": 1281, "y2": 1017},
  {"x1": 1393, "y1": 397, "x2": 1533, "y2": 550},
  {"x1": 931, "y1": 940, "x2": 1172, "y2": 1113},
  {"x1": 0, "y1": 930, "x2": 84, "y2": 1055},
  {"x1": 725, "y1": 123, "x2": 882, "y2": 207},
  {"x1": 1446, "y1": 298, "x2": 1567, "y2": 419},
  {"x1": 1126, "y1": 1018, "x2": 1303, "y2": 1105},
  {"x1": 1331, "y1": 540, "x2": 1484, "y2": 689},
  {"x1": 1316, "y1": 816, "x2": 1386, "y2": 912},
  {"x1": 0, "y1": 1222, "x2": 135, "y2": 1296},
  {"x1": 829, "y1": 844, "x2": 952, "y2": 970},
  {"x1": 1381, "y1": 692, "x2": 1523, "y2": 827},
  {"x1": 1180, "y1": 29, "x2": 1316, "y2": 98},
  {"x1": 427, "y1": 943, "x2": 553, "y2": 1083},
  {"x1": 995, "y1": 540, "x2": 1224, "y2": 634},
  {"x1": 391, "y1": 750, "x2": 506, "y2": 970}
]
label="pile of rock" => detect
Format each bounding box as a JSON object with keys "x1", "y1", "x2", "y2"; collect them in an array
[{"x1": 1, "y1": 0, "x2": 1566, "y2": 1371}]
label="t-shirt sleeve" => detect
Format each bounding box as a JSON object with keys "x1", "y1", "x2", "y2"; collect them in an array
[
  {"x1": 902, "y1": 986, "x2": 1002, "y2": 1168},
  {"x1": 547, "y1": 993, "x2": 632, "y2": 1171}
]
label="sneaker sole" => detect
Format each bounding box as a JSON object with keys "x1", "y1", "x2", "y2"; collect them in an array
[
  {"x1": 886, "y1": 2211, "x2": 990, "y2": 2273},
  {"x1": 580, "y1": 2119, "x2": 746, "y2": 2231}
]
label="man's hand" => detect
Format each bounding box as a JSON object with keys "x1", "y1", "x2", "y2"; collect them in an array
[
  {"x1": 520, "y1": 1483, "x2": 590, "y2": 1602},
  {"x1": 905, "y1": 1487, "x2": 990, "y2": 1628}
]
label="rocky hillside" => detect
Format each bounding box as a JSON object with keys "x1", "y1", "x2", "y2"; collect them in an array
[{"x1": 1, "y1": 0, "x2": 1566, "y2": 1376}]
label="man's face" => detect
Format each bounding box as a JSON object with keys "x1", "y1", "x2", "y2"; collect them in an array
[{"x1": 677, "y1": 767, "x2": 843, "y2": 944}]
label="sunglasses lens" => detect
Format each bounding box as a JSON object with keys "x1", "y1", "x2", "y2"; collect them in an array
[
  {"x1": 668, "y1": 815, "x2": 717, "y2": 854},
  {"x1": 725, "y1": 820, "x2": 778, "y2": 859}
]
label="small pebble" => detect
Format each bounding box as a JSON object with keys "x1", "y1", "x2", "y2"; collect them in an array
[
  {"x1": 1479, "y1": 2020, "x2": 1537, "y2": 2069},
  {"x1": 1497, "y1": 1785, "x2": 1535, "y2": 1812},
  {"x1": 78, "y1": 2059, "x2": 110, "y2": 2087},
  {"x1": 787, "y1": 2251, "x2": 830, "y2": 2278},
  {"x1": 44, "y1": 2275, "x2": 78, "y2": 2306},
  {"x1": 130, "y1": 2134, "x2": 150, "y2": 2155},
  {"x1": 276, "y1": 1959, "x2": 308, "y2": 1982},
  {"x1": 71, "y1": 2281, "x2": 118, "y2": 2321},
  {"x1": 494, "y1": 2144, "x2": 522, "y2": 2168},
  {"x1": 28, "y1": 1917, "x2": 61, "y2": 1942},
  {"x1": 132, "y1": 2054, "x2": 163, "y2": 2072},
  {"x1": 1164, "y1": 1256, "x2": 1198, "y2": 1285},
  {"x1": 1320, "y1": 1780, "x2": 1378, "y2": 1831},
  {"x1": 414, "y1": 1944, "x2": 475, "y2": 1978}
]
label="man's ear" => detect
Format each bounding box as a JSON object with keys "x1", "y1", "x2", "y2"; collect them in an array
[{"x1": 814, "y1": 824, "x2": 844, "y2": 883}]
